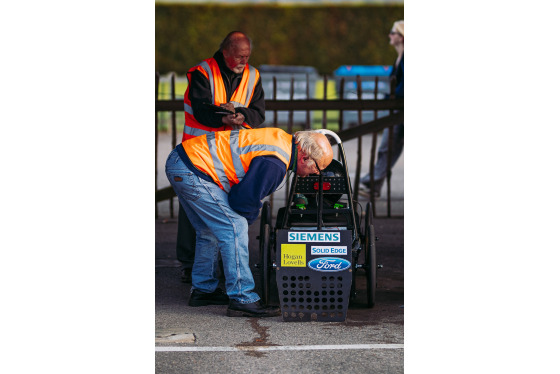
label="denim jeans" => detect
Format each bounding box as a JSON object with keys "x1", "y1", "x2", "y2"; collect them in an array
[
  {"x1": 360, "y1": 122, "x2": 404, "y2": 192},
  {"x1": 165, "y1": 148, "x2": 260, "y2": 304}
]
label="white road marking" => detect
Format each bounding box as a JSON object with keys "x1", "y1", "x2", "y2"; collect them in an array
[{"x1": 155, "y1": 344, "x2": 403, "y2": 352}]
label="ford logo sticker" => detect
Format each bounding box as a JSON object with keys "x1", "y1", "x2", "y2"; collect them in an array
[{"x1": 308, "y1": 257, "x2": 351, "y2": 272}]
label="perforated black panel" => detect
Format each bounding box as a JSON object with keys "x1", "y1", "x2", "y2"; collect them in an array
[{"x1": 275, "y1": 229, "x2": 353, "y2": 322}]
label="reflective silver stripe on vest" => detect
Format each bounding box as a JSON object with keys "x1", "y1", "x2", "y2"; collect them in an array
[
  {"x1": 244, "y1": 66, "x2": 257, "y2": 106},
  {"x1": 237, "y1": 144, "x2": 290, "y2": 164},
  {"x1": 206, "y1": 133, "x2": 232, "y2": 193},
  {"x1": 184, "y1": 103, "x2": 194, "y2": 115},
  {"x1": 228, "y1": 133, "x2": 246, "y2": 181},
  {"x1": 184, "y1": 126, "x2": 215, "y2": 138},
  {"x1": 198, "y1": 61, "x2": 214, "y2": 99}
]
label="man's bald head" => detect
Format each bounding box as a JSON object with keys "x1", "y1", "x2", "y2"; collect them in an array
[
  {"x1": 294, "y1": 131, "x2": 334, "y2": 177},
  {"x1": 310, "y1": 132, "x2": 333, "y2": 171},
  {"x1": 220, "y1": 31, "x2": 252, "y2": 74},
  {"x1": 219, "y1": 31, "x2": 252, "y2": 52}
]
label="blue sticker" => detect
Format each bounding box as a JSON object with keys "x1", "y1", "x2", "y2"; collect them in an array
[{"x1": 308, "y1": 257, "x2": 351, "y2": 272}]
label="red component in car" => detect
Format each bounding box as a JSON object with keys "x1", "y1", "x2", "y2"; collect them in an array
[{"x1": 313, "y1": 182, "x2": 331, "y2": 191}]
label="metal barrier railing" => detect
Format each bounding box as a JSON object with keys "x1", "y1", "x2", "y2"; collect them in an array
[{"x1": 155, "y1": 72, "x2": 403, "y2": 219}]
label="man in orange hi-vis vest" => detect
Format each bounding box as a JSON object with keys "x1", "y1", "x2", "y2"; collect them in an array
[
  {"x1": 183, "y1": 31, "x2": 265, "y2": 140},
  {"x1": 176, "y1": 31, "x2": 266, "y2": 284},
  {"x1": 166, "y1": 128, "x2": 333, "y2": 317}
]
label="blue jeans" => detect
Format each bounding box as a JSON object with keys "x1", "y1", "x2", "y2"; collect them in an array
[
  {"x1": 165, "y1": 149, "x2": 260, "y2": 304},
  {"x1": 360, "y1": 123, "x2": 404, "y2": 193}
]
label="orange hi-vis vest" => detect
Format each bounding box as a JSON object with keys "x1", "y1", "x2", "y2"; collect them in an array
[
  {"x1": 182, "y1": 128, "x2": 293, "y2": 192},
  {"x1": 183, "y1": 57, "x2": 260, "y2": 141}
]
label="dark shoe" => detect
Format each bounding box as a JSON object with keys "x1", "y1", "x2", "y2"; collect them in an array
[
  {"x1": 226, "y1": 300, "x2": 281, "y2": 318},
  {"x1": 361, "y1": 178, "x2": 384, "y2": 196},
  {"x1": 180, "y1": 268, "x2": 192, "y2": 283},
  {"x1": 358, "y1": 186, "x2": 381, "y2": 200},
  {"x1": 188, "y1": 288, "x2": 229, "y2": 307}
]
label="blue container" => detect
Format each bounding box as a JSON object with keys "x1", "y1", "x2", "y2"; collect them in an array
[
  {"x1": 333, "y1": 65, "x2": 393, "y2": 129},
  {"x1": 333, "y1": 65, "x2": 392, "y2": 77}
]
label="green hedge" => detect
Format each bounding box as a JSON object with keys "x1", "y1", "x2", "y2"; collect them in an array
[{"x1": 155, "y1": 4, "x2": 404, "y2": 75}]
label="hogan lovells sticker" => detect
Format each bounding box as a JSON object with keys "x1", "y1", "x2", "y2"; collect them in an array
[{"x1": 280, "y1": 244, "x2": 306, "y2": 267}]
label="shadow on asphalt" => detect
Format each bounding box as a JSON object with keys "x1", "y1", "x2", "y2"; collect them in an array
[{"x1": 156, "y1": 214, "x2": 403, "y2": 320}]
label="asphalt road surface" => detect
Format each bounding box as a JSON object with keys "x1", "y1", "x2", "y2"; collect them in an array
[{"x1": 156, "y1": 216, "x2": 404, "y2": 373}]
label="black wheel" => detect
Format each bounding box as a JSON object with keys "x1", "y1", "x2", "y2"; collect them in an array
[
  {"x1": 365, "y1": 202, "x2": 373, "y2": 232},
  {"x1": 259, "y1": 223, "x2": 271, "y2": 306},
  {"x1": 259, "y1": 201, "x2": 272, "y2": 241},
  {"x1": 349, "y1": 244, "x2": 358, "y2": 305},
  {"x1": 365, "y1": 224, "x2": 377, "y2": 307}
]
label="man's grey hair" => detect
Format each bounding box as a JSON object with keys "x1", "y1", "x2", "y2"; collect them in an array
[
  {"x1": 294, "y1": 131, "x2": 325, "y2": 161},
  {"x1": 219, "y1": 31, "x2": 253, "y2": 52}
]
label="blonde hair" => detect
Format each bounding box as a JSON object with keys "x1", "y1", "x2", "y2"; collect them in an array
[
  {"x1": 393, "y1": 20, "x2": 404, "y2": 37},
  {"x1": 294, "y1": 131, "x2": 325, "y2": 161}
]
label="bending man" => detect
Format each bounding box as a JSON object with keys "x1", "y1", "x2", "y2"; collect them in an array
[{"x1": 166, "y1": 128, "x2": 333, "y2": 317}]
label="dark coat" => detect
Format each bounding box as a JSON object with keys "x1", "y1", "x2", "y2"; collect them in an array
[{"x1": 391, "y1": 54, "x2": 404, "y2": 98}]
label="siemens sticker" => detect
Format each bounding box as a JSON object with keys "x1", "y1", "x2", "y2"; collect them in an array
[
  {"x1": 288, "y1": 231, "x2": 340, "y2": 243},
  {"x1": 311, "y1": 246, "x2": 347, "y2": 255}
]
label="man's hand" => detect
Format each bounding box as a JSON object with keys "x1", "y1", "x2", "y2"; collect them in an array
[
  {"x1": 220, "y1": 103, "x2": 235, "y2": 113},
  {"x1": 222, "y1": 112, "x2": 246, "y2": 128}
]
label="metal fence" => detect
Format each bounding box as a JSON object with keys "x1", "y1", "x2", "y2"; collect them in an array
[{"x1": 155, "y1": 70, "x2": 403, "y2": 219}]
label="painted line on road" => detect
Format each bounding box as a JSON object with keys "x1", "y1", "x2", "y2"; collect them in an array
[{"x1": 155, "y1": 344, "x2": 404, "y2": 352}]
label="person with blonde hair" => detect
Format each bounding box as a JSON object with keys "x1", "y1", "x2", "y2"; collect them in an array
[
  {"x1": 166, "y1": 128, "x2": 333, "y2": 317},
  {"x1": 361, "y1": 20, "x2": 404, "y2": 197}
]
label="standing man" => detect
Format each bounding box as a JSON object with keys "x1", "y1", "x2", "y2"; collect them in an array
[
  {"x1": 360, "y1": 20, "x2": 404, "y2": 197},
  {"x1": 177, "y1": 31, "x2": 266, "y2": 283},
  {"x1": 166, "y1": 128, "x2": 333, "y2": 317}
]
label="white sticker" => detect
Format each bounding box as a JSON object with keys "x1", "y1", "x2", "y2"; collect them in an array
[
  {"x1": 310, "y1": 246, "x2": 347, "y2": 255},
  {"x1": 287, "y1": 231, "x2": 340, "y2": 242}
]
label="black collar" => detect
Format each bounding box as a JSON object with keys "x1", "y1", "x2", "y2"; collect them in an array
[{"x1": 288, "y1": 137, "x2": 297, "y2": 172}]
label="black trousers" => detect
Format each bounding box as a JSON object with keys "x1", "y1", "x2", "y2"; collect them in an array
[{"x1": 176, "y1": 203, "x2": 196, "y2": 270}]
